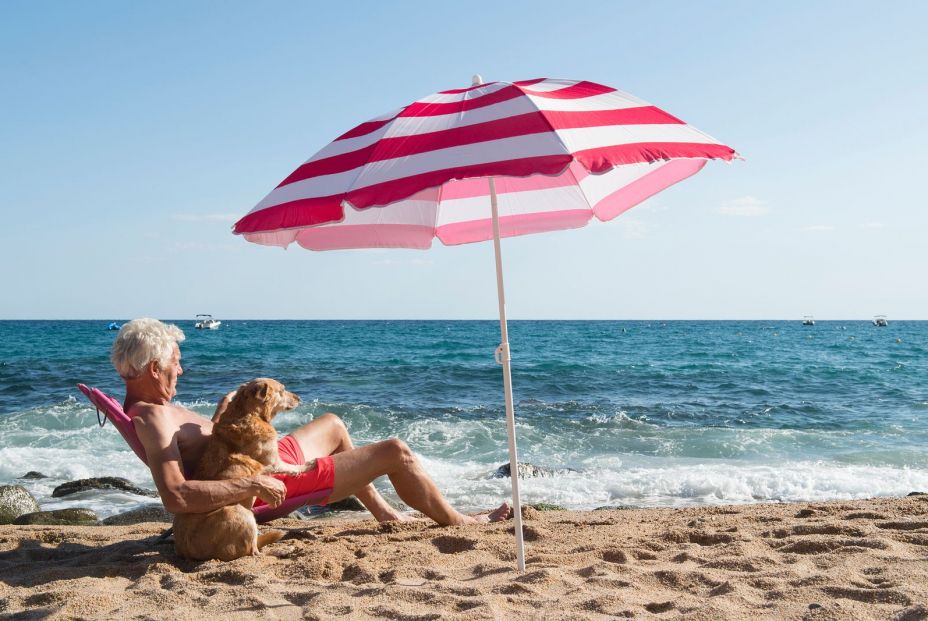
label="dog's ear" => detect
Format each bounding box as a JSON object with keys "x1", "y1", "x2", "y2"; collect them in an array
[{"x1": 253, "y1": 381, "x2": 269, "y2": 401}]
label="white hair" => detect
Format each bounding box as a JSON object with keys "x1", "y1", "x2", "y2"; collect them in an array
[{"x1": 111, "y1": 318, "x2": 186, "y2": 380}]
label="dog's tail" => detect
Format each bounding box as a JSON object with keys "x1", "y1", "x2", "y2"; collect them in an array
[{"x1": 256, "y1": 529, "x2": 285, "y2": 550}]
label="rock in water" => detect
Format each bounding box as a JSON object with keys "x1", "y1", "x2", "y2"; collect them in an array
[
  {"x1": 14, "y1": 508, "x2": 99, "y2": 526},
  {"x1": 19, "y1": 471, "x2": 48, "y2": 480},
  {"x1": 0, "y1": 485, "x2": 41, "y2": 524},
  {"x1": 530, "y1": 503, "x2": 566, "y2": 512},
  {"x1": 492, "y1": 462, "x2": 578, "y2": 479},
  {"x1": 52, "y1": 477, "x2": 159, "y2": 498},
  {"x1": 102, "y1": 504, "x2": 173, "y2": 525}
]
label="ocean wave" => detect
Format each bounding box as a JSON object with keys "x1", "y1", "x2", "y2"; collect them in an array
[{"x1": 412, "y1": 457, "x2": 928, "y2": 512}]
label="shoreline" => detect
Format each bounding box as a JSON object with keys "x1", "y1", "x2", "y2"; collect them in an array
[{"x1": 2, "y1": 496, "x2": 926, "y2": 620}]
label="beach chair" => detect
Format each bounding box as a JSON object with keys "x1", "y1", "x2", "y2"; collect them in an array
[{"x1": 76, "y1": 384, "x2": 331, "y2": 522}]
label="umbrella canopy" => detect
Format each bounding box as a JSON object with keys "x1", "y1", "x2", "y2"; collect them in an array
[
  {"x1": 233, "y1": 77, "x2": 735, "y2": 247},
  {"x1": 234, "y1": 77, "x2": 737, "y2": 571}
]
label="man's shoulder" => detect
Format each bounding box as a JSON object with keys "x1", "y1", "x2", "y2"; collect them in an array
[{"x1": 129, "y1": 401, "x2": 190, "y2": 428}]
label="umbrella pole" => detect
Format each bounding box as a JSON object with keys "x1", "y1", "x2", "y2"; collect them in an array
[{"x1": 488, "y1": 176, "x2": 526, "y2": 572}]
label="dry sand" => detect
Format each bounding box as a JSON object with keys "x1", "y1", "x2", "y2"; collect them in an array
[{"x1": 1, "y1": 496, "x2": 927, "y2": 620}]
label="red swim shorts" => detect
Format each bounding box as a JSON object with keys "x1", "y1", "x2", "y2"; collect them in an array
[{"x1": 253, "y1": 435, "x2": 335, "y2": 507}]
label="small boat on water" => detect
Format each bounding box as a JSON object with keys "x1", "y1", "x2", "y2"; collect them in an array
[
  {"x1": 872, "y1": 315, "x2": 888, "y2": 327},
  {"x1": 106, "y1": 322, "x2": 121, "y2": 331},
  {"x1": 802, "y1": 316, "x2": 815, "y2": 326},
  {"x1": 195, "y1": 314, "x2": 222, "y2": 330}
]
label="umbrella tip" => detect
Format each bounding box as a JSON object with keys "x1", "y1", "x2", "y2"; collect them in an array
[{"x1": 471, "y1": 74, "x2": 483, "y2": 86}]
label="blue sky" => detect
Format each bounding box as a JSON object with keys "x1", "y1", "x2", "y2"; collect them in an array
[{"x1": 2, "y1": 1, "x2": 926, "y2": 319}]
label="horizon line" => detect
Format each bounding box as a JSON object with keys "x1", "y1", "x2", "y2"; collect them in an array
[{"x1": 0, "y1": 318, "x2": 923, "y2": 322}]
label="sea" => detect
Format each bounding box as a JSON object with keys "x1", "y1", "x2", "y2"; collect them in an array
[{"x1": 1, "y1": 320, "x2": 927, "y2": 520}]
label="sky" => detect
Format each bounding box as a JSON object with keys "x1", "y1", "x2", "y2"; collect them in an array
[{"x1": 2, "y1": 1, "x2": 926, "y2": 320}]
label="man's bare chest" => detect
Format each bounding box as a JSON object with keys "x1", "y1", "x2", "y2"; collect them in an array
[{"x1": 168, "y1": 407, "x2": 213, "y2": 458}]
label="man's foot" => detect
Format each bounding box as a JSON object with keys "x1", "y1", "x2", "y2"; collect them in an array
[
  {"x1": 468, "y1": 502, "x2": 513, "y2": 524},
  {"x1": 377, "y1": 509, "x2": 413, "y2": 522}
]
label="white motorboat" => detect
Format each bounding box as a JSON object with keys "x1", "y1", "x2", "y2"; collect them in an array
[
  {"x1": 802, "y1": 315, "x2": 815, "y2": 326},
  {"x1": 872, "y1": 315, "x2": 888, "y2": 327},
  {"x1": 195, "y1": 314, "x2": 222, "y2": 330}
]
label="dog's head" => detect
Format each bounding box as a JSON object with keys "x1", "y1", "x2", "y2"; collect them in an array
[{"x1": 224, "y1": 378, "x2": 301, "y2": 425}]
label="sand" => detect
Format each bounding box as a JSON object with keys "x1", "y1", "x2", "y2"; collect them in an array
[{"x1": 1, "y1": 496, "x2": 927, "y2": 620}]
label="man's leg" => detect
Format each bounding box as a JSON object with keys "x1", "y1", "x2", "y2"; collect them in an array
[
  {"x1": 289, "y1": 413, "x2": 404, "y2": 521},
  {"x1": 327, "y1": 439, "x2": 510, "y2": 526}
]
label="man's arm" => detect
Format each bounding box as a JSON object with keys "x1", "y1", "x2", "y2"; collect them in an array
[
  {"x1": 211, "y1": 390, "x2": 237, "y2": 424},
  {"x1": 133, "y1": 406, "x2": 285, "y2": 514}
]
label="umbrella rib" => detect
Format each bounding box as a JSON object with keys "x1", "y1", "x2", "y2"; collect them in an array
[{"x1": 510, "y1": 82, "x2": 574, "y2": 166}]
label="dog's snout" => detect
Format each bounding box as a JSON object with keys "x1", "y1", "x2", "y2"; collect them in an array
[{"x1": 277, "y1": 389, "x2": 300, "y2": 410}]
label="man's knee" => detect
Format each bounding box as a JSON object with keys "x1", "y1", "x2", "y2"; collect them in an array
[
  {"x1": 319, "y1": 412, "x2": 347, "y2": 433},
  {"x1": 382, "y1": 438, "x2": 415, "y2": 467}
]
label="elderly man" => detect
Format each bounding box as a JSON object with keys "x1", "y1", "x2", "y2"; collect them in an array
[{"x1": 114, "y1": 318, "x2": 511, "y2": 525}]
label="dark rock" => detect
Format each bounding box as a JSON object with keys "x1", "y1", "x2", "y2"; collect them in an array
[
  {"x1": 102, "y1": 504, "x2": 172, "y2": 525},
  {"x1": 14, "y1": 508, "x2": 99, "y2": 526},
  {"x1": 19, "y1": 471, "x2": 48, "y2": 480},
  {"x1": 530, "y1": 503, "x2": 566, "y2": 512},
  {"x1": 795, "y1": 508, "x2": 816, "y2": 518},
  {"x1": 326, "y1": 496, "x2": 367, "y2": 512},
  {"x1": 808, "y1": 603, "x2": 822, "y2": 610},
  {"x1": 595, "y1": 505, "x2": 637, "y2": 511},
  {"x1": 52, "y1": 477, "x2": 158, "y2": 498},
  {"x1": 492, "y1": 462, "x2": 578, "y2": 479},
  {"x1": 0, "y1": 485, "x2": 41, "y2": 524},
  {"x1": 907, "y1": 492, "x2": 927, "y2": 497}
]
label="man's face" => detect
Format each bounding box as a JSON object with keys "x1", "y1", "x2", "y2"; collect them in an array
[{"x1": 156, "y1": 344, "x2": 183, "y2": 400}]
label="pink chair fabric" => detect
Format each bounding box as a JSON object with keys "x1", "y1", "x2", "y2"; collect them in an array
[{"x1": 77, "y1": 384, "x2": 331, "y2": 523}]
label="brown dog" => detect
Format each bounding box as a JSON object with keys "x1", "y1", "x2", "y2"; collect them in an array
[{"x1": 173, "y1": 378, "x2": 310, "y2": 561}]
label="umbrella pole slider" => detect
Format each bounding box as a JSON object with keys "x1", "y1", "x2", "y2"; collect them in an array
[{"x1": 495, "y1": 343, "x2": 510, "y2": 364}]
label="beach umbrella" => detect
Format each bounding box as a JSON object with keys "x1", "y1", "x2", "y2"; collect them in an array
[{"x1": 233, "y1": 76, "x2": 737, "y2": 570}]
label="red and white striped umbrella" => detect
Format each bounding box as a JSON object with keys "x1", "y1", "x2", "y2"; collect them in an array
[
  {"x1": 234, "y1": 76, "x2": 737, "y2": 571},
  {"x1": 233, "y1": 77, "x2": 735, "y2": 248}
]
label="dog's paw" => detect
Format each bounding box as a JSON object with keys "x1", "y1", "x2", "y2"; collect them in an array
[{"x1": 264, "y1": 461, "x2": 312, "y2": 476}]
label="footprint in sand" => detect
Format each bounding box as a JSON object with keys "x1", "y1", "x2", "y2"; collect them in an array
[
  {"x1": 700, "y1": 557, "x2": 766, "y2": 572},
  {"x1": 774, "y1": 538, "x2": 888, "y2": 554},
  {"x1": 633, "y1": 549, "x2": 658, "y2": 560},
  {"x1": 821, "y1": 586, "x2": 911, "y2": 606},
  {"x1": 601, "y1": 549, "x2": 628, "y2": 564},
  {"x1": 198, "y1": 568, "x2": 253, "y2": 586},
  {"x1": 875, "y1": 521, "x2": 928, "y2": 531},
  {"x1": 688, "y1": 531, "x2": 734, "y2": 546},
  {"x1": 369, "y1": 605, "x2": 439, "y2": 620},
  {"x1": 493, "y1": 582, "x2": 535, "y2": 595},
  {"x1": 454, "y1": 599, "x2": 484, "y2": 612},
  {"x1": 644, "y1": 601, "x2": 675, "y2": 613},
  {"x1": 340, "y1": 562, "x2": 378, "y2": 584},
  {"x1": 843, "y1": 511, "x2": 887, "y2": 520},
  {"x1": 431, "y1": 535, "x2": 477, "y2": 554}
]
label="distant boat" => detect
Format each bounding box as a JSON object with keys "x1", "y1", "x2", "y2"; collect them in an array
[
  {"x1": 802, "y1": 316, "x2": 815, "y2": 326},
  {"x1": 872, "y1": 315, "x2": 888, "y2": 327},
  {"x1": 106, "y1": 322, "x2": 121, "y2": 331},
  {"x1": 195, "y1": 314, "x2": 221, "y2": 330}
]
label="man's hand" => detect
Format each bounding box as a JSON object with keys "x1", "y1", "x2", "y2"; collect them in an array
[
  {"x1": 251, "y1": 475, "x2": 286, "y2": 508},
  {"x1": 212, "y1": 390, "x2": 237, "y2": 423}
]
